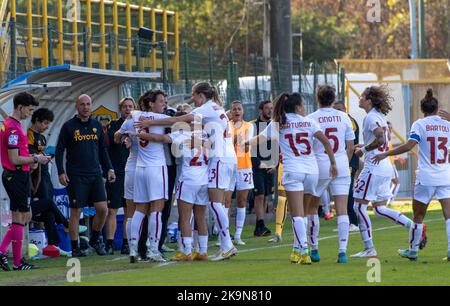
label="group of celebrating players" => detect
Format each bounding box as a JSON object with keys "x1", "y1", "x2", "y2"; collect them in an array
[{"x1": 114, "y1": 81, "x2": 450, "y2": 265}]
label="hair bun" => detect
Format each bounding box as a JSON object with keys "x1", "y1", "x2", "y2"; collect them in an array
[{"x1": 426, "y1": 88, "x2": 434, "y2": 99}]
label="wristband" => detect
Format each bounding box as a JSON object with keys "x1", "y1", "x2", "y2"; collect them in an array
[{"x1": 360, "y1": 146, "x2": 368, "y2": 155}]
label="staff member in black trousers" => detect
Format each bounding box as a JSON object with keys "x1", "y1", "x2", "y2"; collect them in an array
[
  {"x1": 28, "y1": 108, "x2": 70, "y2": 248},
  {"x1": 56, "y1": 94, "x2": 116, "y2": 257},
  {"x1": 104, "y1": 97, "x2": 135, "y2": 255}
]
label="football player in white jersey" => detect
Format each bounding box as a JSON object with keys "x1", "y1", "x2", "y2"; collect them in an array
[
  {"x1": 306, "y1": 85, "x2": 355, "y2": 264},
  {"x1": 351, "y1": 86, "x2": 415, "y2": 258},
  {"x1": 375, "y1": 89, "x2": 447, "y2": 261},
  {"x1": 133, "y1": 124, "x2": 211, "y2": 261},
  {"x1": 118, "y1": 89, "x2": 170, "y2": 263},
  {"x1": 251, "y1": 92, "x2": 337, "y2": 265},
  {"x1": 135, "y1": 82, "x2": 238, "y2": 261}
]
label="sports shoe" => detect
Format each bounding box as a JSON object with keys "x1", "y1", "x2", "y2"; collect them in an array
[
  {"x1": 13, "y1": 259, "x2": 38, "y2": 271},
  {"x1": 337, "y1": 252, "x2": 347, "y2": 264},
  {"x1": 0, "y1": 252, "x2": 10, "y2": 271},
  {"x1": 178, "y1": 253, "x2": 193, "y2": 261},
  {"x1": 310, "y1": 249, "x2": 320, "y2": 263},
  {"x1": 171, "y1": 251, "x2": 185, "y2": 261},
  {"x1": 234, "y1": 238, "x2": 246, "y2": 246},
  {"x1": 442, "y1": 251, "x2": 450, "y2": 262},
  {"x1": 349, "y1": 224, "x2": 360, "y2": 232},
  {"x1": 71, "y1": 247, "x2": 87, "y2": 257},
  {"x1": 160, "y1": 244, "x2": 175, "y2": 253},
  {"x1": 193, "y1": 253, "x2": 208, "y2": 261},
  {"x1": 300, "y1": 253, "x2": 312, "y2": 265},
  {"x1": 89, "y1": 240, "x2": 107, "y2": 256},
  {"x1": 268, "y1": 234, "x2": 282, "y2": 243},
  {"x1": 419, "y1": 224, "x2": 427, "y2": 250},
  {"x1": 105, "y1": 242, "x2": 114, "y2": 255},
  {"x1": 121, "y1": 242, "x2": 130, "y2": 255},
  {"x1": 254, "y1": 225, "x2": 271, "y2": 237},
  {"x1": 324, "y1": 213, "x2": 334, "y2": 221},
  {"x1": 129, "y1": 241, "x2": 138, "y2": 263},
  {"x1": 398, "y1": 249, "x2": 418, "y2": 261},
  {"x1": 148, "y1": 250, "x2": 167, "y2": 262},
  {"x1": 290, "y1": 249, "x2": 301, "y2": 264},
  {"x1": 350, "y1": 248, "x2": 377, "y2": 258},
  {"x1": 211, "y1": 246, "x2": 237, "y2": 261}
]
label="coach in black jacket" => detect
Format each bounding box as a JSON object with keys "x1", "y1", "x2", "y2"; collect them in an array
[{"x1": 56, "y1": 94, "x2": 116, "y2": 257}]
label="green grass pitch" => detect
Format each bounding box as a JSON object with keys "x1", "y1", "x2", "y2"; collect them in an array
[{"x1": 1, "y1": 207, "x2": 449, "y2": 286}]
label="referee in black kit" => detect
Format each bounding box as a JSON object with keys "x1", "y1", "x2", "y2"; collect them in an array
[{"x1": 56, "y1": 94, "x2": 116, "y2": 257}]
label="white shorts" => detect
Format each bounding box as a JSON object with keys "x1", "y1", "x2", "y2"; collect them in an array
[
  {"x1": 354, "y1": 168, "x2": 392, "y2": 202},
  {"x1": 208, "y1": 160, "x2": 235, "y2": 190},
  {"x1": 282, "y1": 172, "x2": 318, "y2": 194},
  {"x1": 314, "y1": 176, "x2": 351, "y2": 197},
  {"x1": 414, "y1": 183, "x2": 450, "y2": 205},
  {"x1": 175, "y1": 180, "x2": 209, "y2": 205},
  {"x1": 236, "y1": 168, "x2": 254, "y2": 191},
  {"x1": 124, "y1": 169, "x2": 135, "y2": 200},
  {"x1": 133, "y1": 165, "x2": 168, "y2": 203}
]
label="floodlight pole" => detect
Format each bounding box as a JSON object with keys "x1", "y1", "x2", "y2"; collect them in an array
[{"x1": 409, "y1": 0, "x2": 419, "y2": 59}]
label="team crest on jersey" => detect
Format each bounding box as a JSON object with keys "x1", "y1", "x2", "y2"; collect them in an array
[
  {"x1": 93, "y1": 128, "x2": 97, "y2": 133},
  {"x1": 8, "y1": 134, "x2": 18, "y2": 145}
]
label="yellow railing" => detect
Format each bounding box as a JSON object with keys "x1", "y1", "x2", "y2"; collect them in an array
[{"x1": 4, "y1": 0, "x2": 179, "y2": 79}]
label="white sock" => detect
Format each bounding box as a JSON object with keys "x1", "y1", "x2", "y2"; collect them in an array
[
  {"x1": 446, "y1": 219, "x2": 450, "y2": 253},
  {"x1": 308, "y1": 214, "x2": 320, "y2": 250},
  {"x1": 130, "y1": 211, "x2": 145, "y2": 248},
  {"x1": 292, "y1": 216, "x2": 307, "y2": 250},
  {"x1": 321, "y1": 192, "x2": 330, "y2": 214},
  {"x1": 209, "y1": 202, "x2": 233, "y2": 250},
  {"x1": 182, "y1": 236, "x2": 193, "y2": 256},
  {"x1": 177, "y1": 230, "x2": 183, "y2": 252},
  {"x1": 235, "y1": 208, "x2": 246, "y2": 240},
  {"x1": 337, "y1": 215, "x2": 350, "y2": 253},
  {"x1": 199, "y1": 235, "x2": 208, "y2": 254},
  {"x1": 149, "y1": 212, "x2": 162, "y2": 250},
  {"x1": 374, "y1": 206, "x2": 412, "y2": 228},
  {"x1": 409, "y1": 223, "x2": 423, "y2": 252},
  {"x1": 126, "y1": 218, "x2": 132, "y2": 244},
  {"x1": 192, "y1": 230, "x2": 199, "y2": 252},
  {"x1": 354, "y1": 202, "x2": 374, "y2": 249},
  {"x1": 224, "y1": 207, "x2": 230, "y2": 218}
]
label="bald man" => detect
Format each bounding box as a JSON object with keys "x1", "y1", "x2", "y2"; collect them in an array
[{"x1": 56, "y1": 94, "x2": 116, "y2": 257}]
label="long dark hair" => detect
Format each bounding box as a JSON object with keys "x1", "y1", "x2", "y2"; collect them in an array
[
  {"x1": 317, "y1": 84, "x2": 336, "y2": 107},
  {"x1": 139, "y1": 89, "x2": 166, "y2": 111},
  {"x1": 421, "y1": 88, "x2": 438, "y2": 115},
  {"x1": 192, "y1": 82, "x2": 223, "y2": 106},
  {"x1": 363, "y1": 85, "x2": 393, "y2": 115},
  {"x1": 273, "y1": 92, "x2": 303, "y2": 126}
]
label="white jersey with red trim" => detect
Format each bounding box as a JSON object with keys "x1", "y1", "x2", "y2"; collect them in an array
[
  {"x1": 262, "y1": 113, "x2": 321, "y2": 174},
  {"x1": 308, "y1": 107, "x2": 355, "y2": 178},
  {"x1": 362, "y1": 108, "x2": 392, "y2": 176},
  {"x1": 120, "y1": 110, "x2": 169, "y2": 167},
  {"x1": 191, "y1": 100, "x2": 237, "y2": 164},
  {"x1": 409, "y1": 115, "x2": 450, "y2": 186},
  {"x1": 169, "y1": 130, "x2": 209, "y2": 185}
]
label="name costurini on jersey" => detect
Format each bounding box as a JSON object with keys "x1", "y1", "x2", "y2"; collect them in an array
[{"x1": 285, "y1": 121, "x2": 312, "y2": 129}]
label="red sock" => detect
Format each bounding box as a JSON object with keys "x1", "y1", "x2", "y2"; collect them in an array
[
  {"x1": 0, "y1": 224, "x2": 14, "y2": 254},
  {"x1": 11, "y1": 223, "x2": 24, "y2": 267}
]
